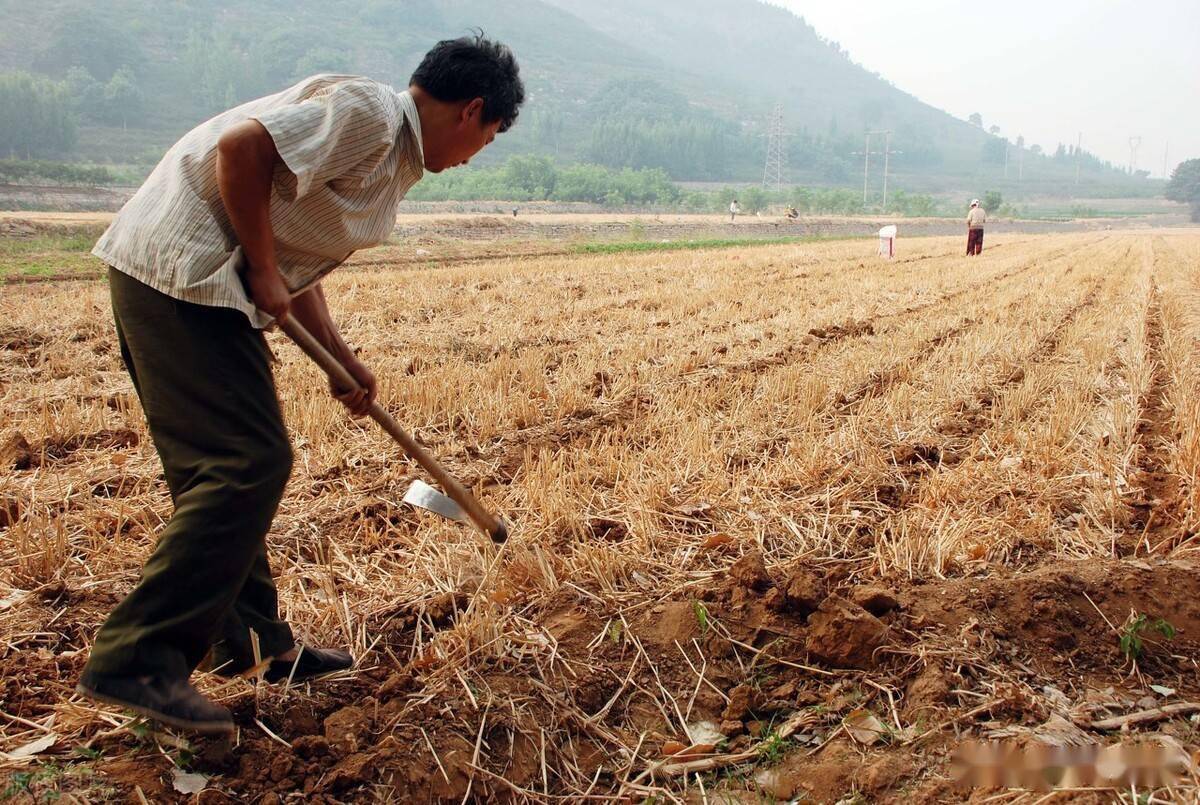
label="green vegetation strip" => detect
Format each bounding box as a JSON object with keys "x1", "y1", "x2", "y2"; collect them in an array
[
  {"x1": 570, "y1": 234, "x2": 866, "y2": 255},
  {"x1": 0, "y1": 231, "x2": 873, "y2": 280},
  {"x1": 0, "y1": 229, "x2": 105, "y2": 279}
]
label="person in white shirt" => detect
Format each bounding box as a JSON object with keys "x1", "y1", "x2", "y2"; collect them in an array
[
  {"x1": 729, "y1": 199, "x2": 741, "y2": 222},
  {"x1": 966, "y1": 199, "x2": 987, "y2": 255},
  {"x1": 77, "y1": 35, "x2": 524, "y2": 734}
]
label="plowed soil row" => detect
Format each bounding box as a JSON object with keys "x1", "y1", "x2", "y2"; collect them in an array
[
  {"x1": 1128, "y1": 279, "x2": 1185, "y2": 554},
  {"x1": 833, "y1": 279, "x2": 1105, "y2": 555},
  {"x1": 453, "y1": 240, "x2": 1094, "y2": 486}
]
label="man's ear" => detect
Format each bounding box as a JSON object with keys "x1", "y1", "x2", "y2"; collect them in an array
[{"x1": 463, "y1": 97, "x2": 485, "y2": 124}]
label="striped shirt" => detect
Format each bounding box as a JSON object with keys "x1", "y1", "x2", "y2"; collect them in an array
[{"x1": 93, "y1": 75, "x2": 425, "y2": 328}]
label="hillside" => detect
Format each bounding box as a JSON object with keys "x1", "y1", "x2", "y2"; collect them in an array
[{"x1": 0, "y1": 0, "x2": 1150, "y2": 195}]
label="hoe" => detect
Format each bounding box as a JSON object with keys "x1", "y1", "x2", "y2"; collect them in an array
[{"x1": 280, "y1": 317, "x2": 508, "y2": 544}]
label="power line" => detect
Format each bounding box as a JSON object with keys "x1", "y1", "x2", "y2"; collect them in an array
[
  {"x1": 880, "y1": 131, "x2": 901, "y2": 212},
  {"x1": 762, "y1": 102, "x2": 786, "y2": 191},
  {"x1": 850, "y1": 132, "x2": 877, "y2": 205},
  {"x1": 850, "y1": 130, "x2": 898, "y2": 210}
]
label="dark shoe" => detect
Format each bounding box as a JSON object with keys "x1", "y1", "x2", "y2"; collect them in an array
[
  {"x1": 264, "y1": 646, "x2": 353, "y2": 684},
  {"x1": 76, "y1": 671, "x2": 233, "y2": 734}
]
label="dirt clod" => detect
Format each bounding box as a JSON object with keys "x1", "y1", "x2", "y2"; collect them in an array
[
  {"x1": 283, "y1": 705, "x2": 320, "y2": 737},
  {"x1": 293, "y1": 735, "x2": 330, "y2": 760},
  {"x1": 722, "y1": 684, "x2": 758, "y2": 721},
  {"x1": 903, "y1": 663, "x2": 952, "y2": 719},
  {"x1": 719, "y1": 719, "x2": 745, "y2": 737},
  {"x1": 324, "y1": 705, "x2": 372, "y2": 756},
  {"x1": 269, "y1": 753, "x2": 294, "y2": 783},
  {"x1": 729, "y1": 548, "x2": 773, "y2": 591},
  {"x1": 762, "y1": 586, "x2": 788, "y2": 611},
  {"x1": 324, "y1": 752, "x2": 374, "y2": 791},
  {"x1": 805, "y1": 595, "x2": 889, "y2": 669},
  {"x1": 782, "y1": 565, "x2": 826, "y2": 615},
  {"x1": 850, "y1": 585, "x2": 902, "y2": 616},
  {"x1": 643, "y1": 601, "x2": 701, "y2": 646},
  {"x1": 378, "y1": 671, "x2": 415, "y2": 700}
]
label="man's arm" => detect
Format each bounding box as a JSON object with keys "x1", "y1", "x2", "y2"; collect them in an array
[
  {"x1": 217, "y1": 120, "x2": 376, "y2": 416},
  {"x1": 216, "y1": 119, "x2": 292, "y2": 322},
  {"x1": 289, "y1": 283, "x2": 378, "y2": 417}
]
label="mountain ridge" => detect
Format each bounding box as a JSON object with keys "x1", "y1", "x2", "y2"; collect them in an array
[{"x1": 0, "y1": 0, "x2": 1144, "y2": 192}]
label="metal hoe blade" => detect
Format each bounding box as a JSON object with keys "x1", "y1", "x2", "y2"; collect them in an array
[{"x1": 403, "y1": 479, "x2": 470, "y2": 524}]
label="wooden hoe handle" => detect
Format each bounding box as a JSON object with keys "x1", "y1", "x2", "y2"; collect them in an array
[{"x1": 278, "y1": 317, "x2": 508, "y2": 543}]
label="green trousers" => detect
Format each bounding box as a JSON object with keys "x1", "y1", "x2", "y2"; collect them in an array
[{"x1": 84, "y1": 268, "x2": 294, "y2": 680}]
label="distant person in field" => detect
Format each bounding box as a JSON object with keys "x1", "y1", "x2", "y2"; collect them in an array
[
  {"x1": 76, "y1": 35, "x2": 524, "y2": 734},
  {"x1": 729, "y1": 199, "x2": 741, "y2": 222},
  {"x1": 966, "y1": 198, "x2": 986, "y2": 255}
]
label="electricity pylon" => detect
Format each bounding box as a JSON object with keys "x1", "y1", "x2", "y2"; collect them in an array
[{"x1": 762, "y1": 103, "x2": 786, "y2": 191}]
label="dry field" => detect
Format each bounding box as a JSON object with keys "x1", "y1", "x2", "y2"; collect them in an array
[{"x1": 2, "y1": 230, "x2": 1200, "y2": 802}]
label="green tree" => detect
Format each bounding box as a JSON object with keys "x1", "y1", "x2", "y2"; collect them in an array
[
  {"x1": 530, "y1": 111, "x2": 565, "y2": 156},
  {"x1": 184, "y1": 30, "x2": 263, "y2": 116},
  {"x1": 740, "y1": 186, "x2": 768, "y2": 213},
  {"x1": 982, "y1": 190, "x2": 1003, "y2": 213},
  {"x1": 0, "y1": 71, "x2": 77, "y2": 158},
  {"x1": 1165, "y1": 159, "x2": 1200, "y2": 222},
  {"x1": 65, "y1": 67, "x2": 104, "y2": 121},
  {"x1": 502, "y1": 155, "x2": 557, "y2": 198},
  {"x1": 101, "y1": 67, "x2": 144, "y2": 129},
  {"x1": 906, "y1": 193, "x2": 938, "y2": 217}
]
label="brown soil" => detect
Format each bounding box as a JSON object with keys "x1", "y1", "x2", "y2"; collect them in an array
[
  {"x1": 1127, "y1": 285, "x2": 1187, "y2": 554},
  {"x1": 2, "y1": 545, "x2": 1196, "y2": 802},
  {"x1": 3, "y1": 234, "x2": 1198, "y2": 802},
  {"x1": 38, "y1": 428, "x2": 140, "y2": 463},
  {"x1": 0, "y1": 326, "x2": 49, "y2": 351}
]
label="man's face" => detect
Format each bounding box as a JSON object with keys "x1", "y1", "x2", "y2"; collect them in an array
[{"x1": 425, "y1": 98, "x2": 501, "y2": 173}]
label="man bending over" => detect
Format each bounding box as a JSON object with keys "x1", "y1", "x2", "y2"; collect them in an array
[{"x1": 77, "y1": 35, "x2": 524, "y2": 733}]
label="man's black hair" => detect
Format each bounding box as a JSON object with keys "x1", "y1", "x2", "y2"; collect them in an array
[{"x1": 410, "y1": 33, "x2": 525, "y2": 132}]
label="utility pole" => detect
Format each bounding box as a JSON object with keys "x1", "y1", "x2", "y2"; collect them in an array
[
  {"x1": 851, "y1": 130, "x2": 893, "y2": 208},
  {"x1": 881, "y1": 131, "x2": 901, "y2": 212},
  {"x1": 851, "y1": 132, "x2": 874, "y2": 205},
  {"x1": 1128, "y1": 136, "x2": 1142, "y2": 174},
  {"x1": 761, "y1": 102, "x2": 786, "y2": 191},
  {"x1": 1004, "y1": 141, "x2": 1009, "y2": 179},
  {"x1": 1164, "y1": 141, "x2": 1170, "y2": 179}
]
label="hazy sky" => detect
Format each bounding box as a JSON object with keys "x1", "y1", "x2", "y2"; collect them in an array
[{"x1": 769, "y1": 0, "x2": 1199, "y2": 177}]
